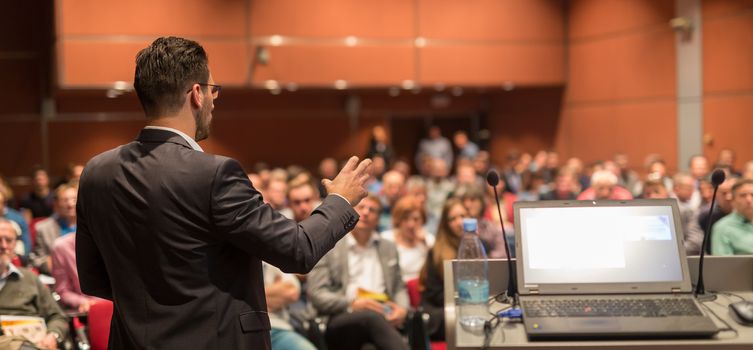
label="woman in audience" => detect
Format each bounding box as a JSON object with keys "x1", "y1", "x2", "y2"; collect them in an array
[
  {"x1": 454, "y1": 184, "x2": 510, "y2": 258},
  {"x1": 382, "y1": 195, "x2": 433, "y2": 282},
  {"x1": 418, "y1": 198, "x2": 469, "y2": 341}
]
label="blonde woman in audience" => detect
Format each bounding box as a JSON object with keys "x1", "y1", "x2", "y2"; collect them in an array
[
  {"x1": 419, "y1": 198, "x2": 469, "y2": 341},
  {"x1": 381, "y1": 195, "x2": 433, "y2": 282}
]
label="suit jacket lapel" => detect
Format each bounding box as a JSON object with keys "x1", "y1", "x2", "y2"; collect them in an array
[
  {"x1": 336, "y1": 239, "x2": 350, "y2": 289},
  {"x1": 376, "y1": 238, "x2": 394, "y2": 298}
]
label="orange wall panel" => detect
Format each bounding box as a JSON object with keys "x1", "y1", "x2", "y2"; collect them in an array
[
  {"x1": 703, "y1": 95, "x2": 753, "y2": 167},
  {"x1": 59, "y1": 40, "x2": 249, "y2": 87},
  {"x1": 703, "y1": 11, "x2": 753, "y2": 93},
  {"x1": 418, "y1": 0, "x2": 564, "y2": 41},
  {"x1": 59, "y1": 41, "x2": 147, "y2": 86},
  {"x1": 250, "y1": 0, "x2": 414, "y2": 38},
  {"x1": 58, "y1": 0, "x2": 246, "y2": 37},
  {"x1": 252, "y1": 46, "x2": 414, "y2": 86},
  {"x1": 569, "y1": 0, "x2": 675, "y2": 39},
  {"x1": 420, "y1": 44, "x2": 565, "y2": 85},
  {"x1": 567, "y1": 30, "x2": 675, "y2": 102},
  {"x1": 702, "y1": 0, "x2": 753, "y2": 17},
  {"x1": 558, "y1": 101, "x2": 677, "y2": 171}
]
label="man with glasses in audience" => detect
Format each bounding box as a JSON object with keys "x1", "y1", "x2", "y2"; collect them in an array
[
  {"x1": 76, "y1": 36, "x2": 372, "y2": 349},
  {"x1": 712, "y1": 179, "x2": 753, "y2": 255},
  {"x1": 0, "y1": 218, "x2": 67, "y2": 349}
]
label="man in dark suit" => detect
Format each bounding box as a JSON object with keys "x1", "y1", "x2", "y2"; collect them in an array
[{"x1": 76, "y1": 36, "x2": 372, "y2": 349}]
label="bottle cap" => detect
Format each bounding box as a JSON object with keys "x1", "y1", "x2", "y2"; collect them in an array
[{"x1": 462, "y1": 218, "x2": 478, "y2": 232}]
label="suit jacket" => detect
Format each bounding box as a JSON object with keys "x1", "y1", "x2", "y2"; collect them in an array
[
  {"x1": 30, "y1": 216, "x2": 61, "y2": 275},
  {"x1": 76, "y1": 129, "x2": 358, "y2": 349},
  {"x1": 306, "y1": 233, "x2": 409, "y2": 318}
]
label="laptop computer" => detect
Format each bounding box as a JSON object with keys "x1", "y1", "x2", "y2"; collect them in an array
[{"x1": 513, "y1": 199, "x2": 718, "y2": 340}]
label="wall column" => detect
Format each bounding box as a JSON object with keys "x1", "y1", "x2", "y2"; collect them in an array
[{"x1": 675, "y1": 0, "x2": 703, "y2": 171}]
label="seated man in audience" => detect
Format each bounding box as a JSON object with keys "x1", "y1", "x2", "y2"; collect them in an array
[
  {"x1": 672, "y1": 172, "x2": 701, "y2": 235},
  {"x1": 576, "y1": 170, "x2": 633, "y2": 200},
  {"x1": 0, "y1": 218, "x2": 68, "y2": 349},
  {"x1": 30, "y1": 183, "x2": 77, "y2": 275},
  {"x1": 51, "y1": 233, "x2": 102, "y2": 312},
  {"x1": 540, "y1": 171, "x2": 579, "y2": 200},
  {"x1": 307, "y1": 194, "x2": 409, "y2": 350},
  {"x1": 699, "y1": 176, "x2": 738, "y2": 253},
  {"x1": 0, "y1": 189, "x2": 31, "y2": 258},
  {"x1": 263, "y1": 262, "x2": 316, "y2": 350},
  {"x1": 264, "y1": 177, "x2": 288, "y2": 211},
  {"x1": 280, "y1": 178, "x2": 321, "y2": 222},
  {"x1": 378, "y1": 170, "x2": 406, "y2": 232},
  {"x1": 712, "y1": 179, "x2": 753, "y2": 255}
]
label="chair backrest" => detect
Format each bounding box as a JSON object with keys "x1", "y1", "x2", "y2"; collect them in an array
[
  {"x1": 406, "y1": 278, "x2": 421, "y2": 308},
  {"x1": 88, "y1": 300, "x2": 114, "y2": 350},
  {"x1": 29, "y1": 217, "x2": 47, "y2": 248}
]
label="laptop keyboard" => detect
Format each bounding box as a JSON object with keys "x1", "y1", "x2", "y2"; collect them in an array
[{"x1": 523, "y1": 298, "x2": 704, "y2": 318}]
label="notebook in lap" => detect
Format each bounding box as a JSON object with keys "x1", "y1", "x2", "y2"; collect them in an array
[{"x1": 513, "y1": 199, "x2": 718, "y2": 340}]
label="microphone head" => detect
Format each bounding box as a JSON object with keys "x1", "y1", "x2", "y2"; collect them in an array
[
  {"x1": 486, "y1": 169, "x2": 500, "y2": 187},
  {"x1": 711, "y1": 169, "x2": 726, "y2": 187}
]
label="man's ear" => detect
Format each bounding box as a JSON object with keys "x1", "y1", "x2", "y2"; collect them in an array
[{"x1": 189, "y1": 84, "x2": 203, "y2": 108}]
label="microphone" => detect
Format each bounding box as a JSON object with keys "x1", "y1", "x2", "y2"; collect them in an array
[
  {"x1": 695, "y1": 169, "x2": 726, "y2": 299},
  {"x1": 486, "y1": 169, "x2": 518, "y2": 306}
]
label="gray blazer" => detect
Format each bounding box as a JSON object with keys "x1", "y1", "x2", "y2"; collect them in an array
[
  {"x1": 30, "y1": 216, "x2": 61, "y2": 274},
  {"x1": 307, "y1": 233, "x2": 409, "y2": 317}
]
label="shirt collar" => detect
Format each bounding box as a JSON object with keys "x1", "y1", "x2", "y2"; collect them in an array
[
  {"x1": 144, "y1": 126, "x2": 204, "y2": 152},
  {"x1": 347, "y1": 231, "x2": 380, "y2": 249},
  {"x1": 1, "y1": 262, "x2": 22, "y2": 280}
]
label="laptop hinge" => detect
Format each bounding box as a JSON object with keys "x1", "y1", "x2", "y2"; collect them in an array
[
  {"x1": 530, "y1": 289, "x2": 539, "y2": 295},
  {"x1": 671, "y1": 288, "x2": 682, "y2": 293}
]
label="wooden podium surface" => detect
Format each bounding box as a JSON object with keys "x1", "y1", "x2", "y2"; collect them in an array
[{"x1": 444, "y1": 256, "x2": 753, "y2": 349}]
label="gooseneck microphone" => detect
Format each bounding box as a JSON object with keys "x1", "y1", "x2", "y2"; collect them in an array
[
  {"x1": 486, "y1": 169, "x2": 518, "y2": 306},
  {"x1": 695, "y1": 169, "x2": 726, "y2": 298}
]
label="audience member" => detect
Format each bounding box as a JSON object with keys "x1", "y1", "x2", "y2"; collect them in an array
[
  {"x1": 367, "y1": 154, "x2": 387, "y2": 194},
  {"x1": 453, "y1": 130, "x2": 479, "y2": 161},
  {"x1": 30, "y1": 183, "x2": 77, "y2": 275},
  {"x1": 0, "y1": 218, "x2": 68, "y2": 349},
  {"x1": 263, "y1": 262, "x2": 317, "y2": 350},
  {"x1": 614, "y1": 153, "x2": 641, "y2": 196},
  {"x1": 419, "y1": 199, "x2": 469, "y2": 341},
  {"x1": 51, "y1": 233, "x2": 102, "y2": 312},
  {"x1": 0, "y1": 190, "x2": 30, "y2": 257},
  {"x1": 264, "y1": 178, "x2": 288, "y2": 211},
  {"x1": 715, "y1": 148, "x2": 740, "y2": 176},
  {"x1": 577, "y1": 170, "x2": 633, "y2": 200},
  {"x1": 19, "y1": 167, "x2": 54, "y2": 221},
  {"x1": 540, "y1": 171, "x2": 579, "y2": 200},
  {"x1": 689, "y1": 155, "x2": 710, "y2": 184},
  {"x1": 743, "y1": 161, "x2": 753, "y2": 180},
  {"x1": 642, "y1": 179, "x2": 669, "y2": 199},
  {"x1": 280, "y1": 178, "x2": 321, "y2": 222},
  {"x1": 539, "y1": 151, "x2": 559, "y2": 184},
  {"x1": 672, "y1": 172, "x2": 701, "y2": 235},
  {"x1": 454, "y1": 184, "x2": 510, "y2": 258},
  {"x1": 382, "y1": 195, "x2": 432, "y2": 281},
  {"x1": 712, "y1": 179, "x2": 753, "y2": 255},
  {"x1": 317, "y1": 157, "x2": 338, "y2": 199},
  {"x1": 307, "y1": 195, "x2": 409, "y2": 350},
  {"x1": 378, "y1": 170, "x2": 406, "y2": 232},
  {"x1": 699, "y1": 177, "x2": 738, "y2": 253},
  {"x1": 416, "y1": 126, "x2": 453, "y2": 172},
  {"x1": 366, "y1": 125, "x2": 394, "y2": 165}
]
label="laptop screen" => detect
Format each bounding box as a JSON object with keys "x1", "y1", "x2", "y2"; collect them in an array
[{"x1": 518, "y1": 204, "x2": 684, "y2": 285}]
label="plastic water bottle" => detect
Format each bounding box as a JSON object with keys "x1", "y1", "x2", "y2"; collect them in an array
[{"x1": 456, "y1": 218, "x2": 489, "y2": 333}]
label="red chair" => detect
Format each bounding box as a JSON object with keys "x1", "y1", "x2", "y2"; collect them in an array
[
  {"x1": 404, "y1": 278, "x2": 446, "y2": 350},
  {"x1": 406, "y1": 278, "x2": 421, "y2": 308},
  {"x1": 88, "y1": 300, "x2": 114, "y2": 350},
  {"x1": 29, "y1": 217, "x2": 47, "y2": 248}
]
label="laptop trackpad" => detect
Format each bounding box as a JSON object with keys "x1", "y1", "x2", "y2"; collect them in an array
[{"x1": 568, "y1": 318, "x2": 621, "y2": 331}]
